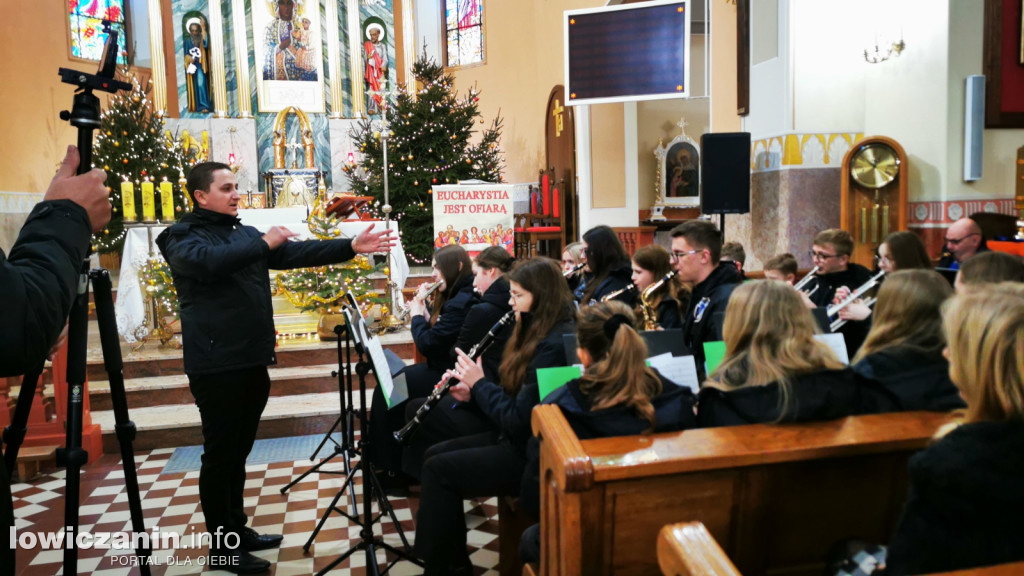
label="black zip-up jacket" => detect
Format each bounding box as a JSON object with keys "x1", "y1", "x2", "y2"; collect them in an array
[
  {"x1": 156, "y1": 208, "x2": 355, "y2": 376},
  {"x1": 0, "y1": 200, "x2": 91, "y2": 376},
  {"x1": 683, "y1": 261, "x2": 740, "y2": 380},
  {"x1": 851, "y1": 347, "x2": 965, "y2": 412},
  {"x1": 807, "y1": 263, "x2": 875, "y2": 357},
  {"x1": 410, "y1": 274, "x2": 476, "y2": 372},
  {"x1": 470, "y1": 313, "x2": 575, "y2": 453},
  {"x1": 585, "y1": 261, "x2": 636, "y2": 306},
  {"x1": 451, "y1": 276, "x2": 512, "y2": 384},
  {"x1": 696, "y1": 368, "x2": 900, "y2": 427}
]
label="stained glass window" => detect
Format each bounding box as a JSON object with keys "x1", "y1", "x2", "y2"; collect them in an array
[
  {"x1": 68, "y1": 0, "x2": 129, "y2": 65},
  {"x1": 444, "y1": 0, "x2": 484, "y2": 68}
]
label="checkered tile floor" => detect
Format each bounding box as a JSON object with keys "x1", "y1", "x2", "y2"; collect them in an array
[{"x1": 12, "y1": 446, "x2": 502, "y2": 575}]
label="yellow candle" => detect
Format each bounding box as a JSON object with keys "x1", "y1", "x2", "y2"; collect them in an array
[
  {"x1": 120, "y1": 181, "x2": 136, "y2": 222},
  {"x1": 159, "y1": 180, "x2": 175, "y2": 221},
  {"x1": 141, "y1": 181, "x2": 156, "y2": 222}
]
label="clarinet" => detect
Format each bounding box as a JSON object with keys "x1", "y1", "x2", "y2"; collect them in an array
[{"x1": 394, "y1": 310, "x2": 516, "y2": 443}]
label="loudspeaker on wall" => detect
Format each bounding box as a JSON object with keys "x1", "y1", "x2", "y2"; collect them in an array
[
  {"x1": 700, "y1": 132, "x2": 751, "y2": 214},
  {"x1": 964, "y1": 74, "x2": 984, "y2": 182}
]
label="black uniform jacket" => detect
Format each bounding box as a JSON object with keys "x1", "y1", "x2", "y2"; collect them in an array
[
  {"x1": 885, "y1": 420, "x2": 1024, "y2": 575},
  {"x1": 585, "y1": 261, "x2": 636, "y2": 306},
  {"x1": 469, "y1": 314, "x2": 575, "y2": 453},
  {"x1": 807, "y1": 263, "x2": 875, "y2": 357},
  {"x1": 696, "y1": 368, "x2": 900, "y2": 428},
  {"x1": 410, "y1": 274, "x2": 476, "y2": 372},
  {"x1": 0, "y1": 200, "x2": 91, "y2": 376},
  {"x1": 683, "y1": 262, "x2": 740, "y2": 380},
  {"x1": 451, "y1": 276, "x2": 512, "y2": 385},
  {"x1": 156, "y1": 208, "x2": 355, "y2": 376},
  {"x1": 851, "y1": 347, "x2": 965, "y2": 412}
]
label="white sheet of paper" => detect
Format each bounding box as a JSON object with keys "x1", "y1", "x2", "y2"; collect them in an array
[
  {"x1": 815, "y1": 333, "x2": 850, "y2": 364},
  {"x1": 646, "y1": 352, "x2": 700, "y2": 393}
]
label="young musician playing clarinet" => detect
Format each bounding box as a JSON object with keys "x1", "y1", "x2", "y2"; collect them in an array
[
  {"x1": 518, "y1": 302, "x2": 698, "y2": 564},
  {"x1": 414, "y1": 258, "x2": 575, "y2": 575},
  {"x1": 578, "y1": 225, "x2": 635, "y2": 305}
]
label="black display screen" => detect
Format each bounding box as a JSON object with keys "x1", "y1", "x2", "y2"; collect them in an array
[{"x1": 566, "y1": 1, "x2": 689, "y2": 105}]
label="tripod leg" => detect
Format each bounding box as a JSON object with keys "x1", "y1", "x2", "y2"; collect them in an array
[
  {"x1": 368, "y1": 467, "x2": 414, "y2": 552},
  {"x1": 3, "y1": 362, "x2": 43, "y2": 477},
  {"x1": 90, "y1": 270, "x2": 151, "y2": 574},
  {"x1": 57, "y1": 260, "x2": 91, "y2": 576}
]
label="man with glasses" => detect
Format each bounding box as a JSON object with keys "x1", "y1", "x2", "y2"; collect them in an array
[
  {"x1": 937, "y1": 217, "x2": 987, "y2": 270},
  {"x1": 670, "y1": 220, "x2": 740, "y2": 380},
  {"x1": 805, "y1": 229, "x2": 874, "y2": 356}
]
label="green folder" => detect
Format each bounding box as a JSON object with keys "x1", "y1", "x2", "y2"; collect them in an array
[
  {"x1": 703, "y1": 341, "x2": 727, "y2": 375},
  {"x1": 537, "y1": 365, "x2": 583, "y2": 401}
]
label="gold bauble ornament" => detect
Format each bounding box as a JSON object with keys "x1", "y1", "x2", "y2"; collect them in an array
[
  {"x1": 104, "y1": 165, "x2": 110, "y2": 170},
  {"x1": 123, "y1": 159, "x2": 129, "y2": 165},
  {"x1": 114, "y1": 141, "x2": 120, "y2": 147},
  {"x1": 333, "y1": 229, "x2": 341, "y2": 236}
]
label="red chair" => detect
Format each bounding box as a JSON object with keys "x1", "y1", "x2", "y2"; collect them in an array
[{"x1": 515, "y1": 170, "x2": 565, "y2": 258}]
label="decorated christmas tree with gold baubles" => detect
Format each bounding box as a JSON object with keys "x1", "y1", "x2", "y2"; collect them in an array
[
  {"x1": 92, "y1": 70, "x2": 198, "y2": 253},
  {"x1": 343, "y1": 54, "x2": 504, "y2": 262}
]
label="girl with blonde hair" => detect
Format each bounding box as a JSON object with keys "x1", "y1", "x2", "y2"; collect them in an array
[
  {"x1": 697, "y1": 280, "x2": 897, "y2": 426},
  {"x1": 885, "y1": 283, "x2": 1024, "y2": 574},
  {"x1": 851, "y1": 270, "x2": 961, "y2": 411}
]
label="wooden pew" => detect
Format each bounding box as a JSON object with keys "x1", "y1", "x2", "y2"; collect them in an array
[
  {"x1": 657, "y1": 521, "x2": 1024, "y2": 576},
  {"x1": 532, "y1": 405, "x2": 952, "y2": 576}
]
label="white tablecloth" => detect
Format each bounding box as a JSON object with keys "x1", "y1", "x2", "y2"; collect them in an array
[{"x1": 115, "y1": 209, "x2": 408, "y2": 341}]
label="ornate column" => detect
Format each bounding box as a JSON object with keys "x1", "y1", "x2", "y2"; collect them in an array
[
  {"x1": 401, "y1": 0, "x2": 415, "y2": 96},
  {"x1": 326, "y1": 0, "x2": 345, "y2": 118},
  {"x1": 231, "y1": 0, "x2": 253, "y2": 117},
  {"x1": 208, "y1": 0, "x2": 230, "y2": 117},
  {"x1": 347, "y1": 0, "x2": 365, "y2": 116},
  {"x1": 147, "y1": 0, "x2": 168, "y2": 114}
]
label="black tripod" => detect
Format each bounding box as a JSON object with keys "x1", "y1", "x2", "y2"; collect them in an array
[
  {"x1": 303, "y1": 313, "x2": 420, "y2": 575},
  {"x1": 279, "y1": 322, "x2": 358, "y2": 518},
  {"x1": 1, "y1": 26, "x2": 151, "y2": 576}
]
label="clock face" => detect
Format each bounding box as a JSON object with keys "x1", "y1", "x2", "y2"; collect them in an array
[{"x1": 850, "y1": 143, "x2": 900, "y2": 189}]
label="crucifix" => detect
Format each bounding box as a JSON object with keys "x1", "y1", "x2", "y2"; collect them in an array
[
  {"x1": 285, "y1": 135, "x2": 302, "y2": 169},
  {"x1": 551, "y1": 99, "x2": 564, "y2": 138}
]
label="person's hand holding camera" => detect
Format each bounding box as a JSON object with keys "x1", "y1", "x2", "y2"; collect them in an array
[{"x1": 43, "y1": 145, "x2": 110, "y2": 232}]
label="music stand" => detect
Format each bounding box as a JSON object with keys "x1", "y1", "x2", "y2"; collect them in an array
[
  {"x1": 303, "y1": 304, "x2": 420, "y2": 575},
  {"x1": 278, "y1": 317, "x2": 358, "y2": 518}
]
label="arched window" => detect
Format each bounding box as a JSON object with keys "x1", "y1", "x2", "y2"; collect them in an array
[
  {"x1": 68, "y1": 0, "x2": 129, "y2": 65},
  {"x1": 444, "y1": 0, "x2": 484, "y2": 68}
]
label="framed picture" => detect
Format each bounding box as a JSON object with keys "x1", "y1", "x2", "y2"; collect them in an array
[
  {"x1": 252, "y1": 0, "x2": 325, "y2": 113},
  {"x1": 983, "y1": 0, "x2": 1024, "y2": 127},
  {"x1": 655, "y1": 121, "x2": 701, "y2": 207}
]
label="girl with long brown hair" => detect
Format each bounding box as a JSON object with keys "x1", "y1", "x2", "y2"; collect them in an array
[
  {"x1": 414, "y1": 257, "x2": 576, "y2": 575},
  {"x1": 579, "y1": 225, "x2": 634, "y2": 305},
  {"x1": 851, "y1": 270, "x2": 961, "y2": 411},
  {"x1": 631, "y1": 244, "x2": 687, "y2": 329},
  {"x1": 884, "y1": 284, "x2": 1024, "y2": 574},
  {"x1": 697, "y1": 280, "x2": 897, "y2": 426}
]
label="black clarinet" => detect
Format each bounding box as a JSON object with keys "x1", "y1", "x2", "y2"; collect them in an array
[{"x1": 394, "y1": 310, "x2": 515, "y2": 443}]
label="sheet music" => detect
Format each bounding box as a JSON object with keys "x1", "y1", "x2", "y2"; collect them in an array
[
  {"x1": 815, "y1": 333, "x2": 850, "y2": 364},
  {"x1": 646, "y1": 352, "x2": 700, "y2": 393}
]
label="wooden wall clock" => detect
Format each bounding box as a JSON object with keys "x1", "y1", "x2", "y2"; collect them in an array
[{"x1": 840, "y1": 136, "x2": 909, "y2": 267}]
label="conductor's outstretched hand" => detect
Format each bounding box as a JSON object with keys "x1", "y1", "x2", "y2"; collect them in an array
[
  {"x1": 351, "y1": 223, "x2": 397, "y2": 254},
  {"x1": 44, "y1": 145, "x2": 110, "y2": 232}
]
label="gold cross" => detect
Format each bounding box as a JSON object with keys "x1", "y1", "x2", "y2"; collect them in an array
[{"x1": 552, "y1": 99, "x2": 564, "y2": 138}]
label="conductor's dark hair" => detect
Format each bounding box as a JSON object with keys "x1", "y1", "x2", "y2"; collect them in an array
[{"x1": 186, "y1": 162, "x2": 232, "y2": 205}]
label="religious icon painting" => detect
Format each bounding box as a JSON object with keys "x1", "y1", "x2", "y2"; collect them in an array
[
  {"x1": 655, "y1": 118, "x2": 701, "y2": 207},
  {"x1": 362, "y1": 16, "x2": 390, "y2": 117},
  {"x1": 181, "y1": 12, "x2": 213, "y2": 114},
  {"x1": 253, "y1": 0, "x2": 325, "y2": 112}
]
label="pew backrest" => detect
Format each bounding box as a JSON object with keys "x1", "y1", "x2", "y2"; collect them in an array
[{"x1": 533, "y1": 406, "x2": 952, "y2": 576}]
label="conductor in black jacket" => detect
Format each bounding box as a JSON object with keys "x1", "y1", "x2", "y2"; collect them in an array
[
  {"x1": 157, "y1": 162, "x2": 393, "y2": 573},
  {"x1": 0, "y1": 146, "x2": 111, "y2": 575}
]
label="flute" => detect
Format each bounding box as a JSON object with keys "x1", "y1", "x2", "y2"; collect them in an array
[
  {"x1": 394, "y1": 310, "x2": 516, "y2": 443},
  {"x1": 563, "y1": 263, "x2": 586, "y2": 277}
]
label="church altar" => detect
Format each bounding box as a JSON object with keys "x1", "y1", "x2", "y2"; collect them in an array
[{"x1": 115, "y1": 208, "x2": 408, "y2": 342}]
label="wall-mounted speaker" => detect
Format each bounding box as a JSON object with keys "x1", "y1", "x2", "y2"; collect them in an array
[
  {"x1": 700, "y1": 132, "x2": 751, "y2": 214},
  {"x1": 964, "y1": 74, "x2": 984, "y2": 182}
]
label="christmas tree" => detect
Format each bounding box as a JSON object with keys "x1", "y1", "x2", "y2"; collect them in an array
[
  {"x1": 343, "y1": 55, "x2": 504, "y2": 262},
  {"x1": 92, "y1": 71, "x2": 198, "y2": 253}
]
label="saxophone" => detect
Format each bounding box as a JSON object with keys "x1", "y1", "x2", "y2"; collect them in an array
[{"x1": 639, "y1": 271, "x2": 677, "y2": 331}]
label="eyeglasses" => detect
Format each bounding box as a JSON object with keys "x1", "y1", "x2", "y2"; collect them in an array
[
  {"x1": 808, "y1": 250, "x2": 840, "y2": 261},
  {"x1": 670, "y1": 249, "x2": 703, "y2": 261},
  {"x1": 944, "y1": 232, "x2": 979, "y2": 246}
]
